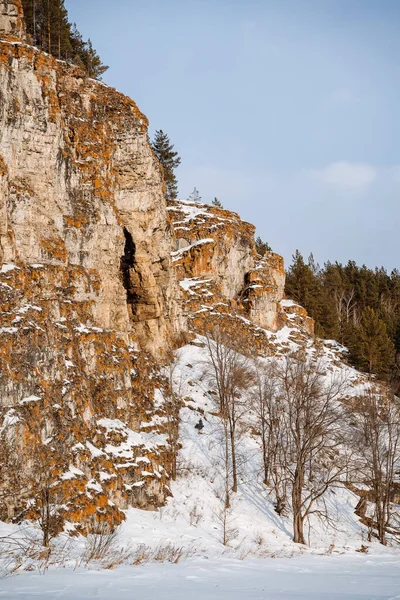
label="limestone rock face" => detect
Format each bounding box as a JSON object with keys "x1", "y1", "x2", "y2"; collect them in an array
[
  {"x1": 0, "y1": 5, "x2": 184, "y2": 531},
  {"x1": 240, "y1": 252, "x2": 286, "y2": 331},
  {"x1": 169, "y1": 200, "x2": 256, "y2": 299},
  {"x1": 0, "y1": 37, "x2": 183, "y2": 353},
  {"x1": 0, "y1": 0, "x2": 25, "y2": 40},
  {"x1": 168, "y1": 199, "x2": 314, "y2": 354},
  {"x1": 279, "y1": 299, "x2": 315, "y2": 336}
]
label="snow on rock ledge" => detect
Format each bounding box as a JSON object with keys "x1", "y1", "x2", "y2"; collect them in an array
[
  {"x1": 0, "y1": 2, "x2": 184, "y2": 531},
  {"x1": 169, "y1": 199, "x2": 314, "y2": 346}
]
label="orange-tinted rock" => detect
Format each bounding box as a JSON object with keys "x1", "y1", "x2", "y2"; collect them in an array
[
  {"x1": 0, "y1": 0, "x2": 26, "y2": 42},
  {"x1": 0, "y1": 6, "x2": 184, "y2": 531},
  {"x1": 240, "y1": 252, "x2": 286, "y2": 331},
  {"x1": 169, "y1": 200, "x2": 256, "y2": 298},
  {"x1": 169, "y1": 200, "x2": 314, "y2": 350}
]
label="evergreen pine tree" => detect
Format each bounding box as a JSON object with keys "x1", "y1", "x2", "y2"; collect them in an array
[
  {"x1": 285, "y1": 251, "x2": 326, "y2": 336},
  {"x1": 212, "y1": 197, "x2": 223, "y2": 207},
  {"x1": 53, "y1": 1, "x2": 72, "y2": 60},
  {"x1": 83, "y1": 39, "x2": 109, "y2": 79},
  {"x1": 21, "y1": 1, "x2": 108, "y2": 79},
  {"x1": 69, "y1": 23, "x2": 86, "y2": 70},
  {"x1": 151, "y1": 130, "x2": 181, "y2": 201},
  {"x1": 22, "y1": 0, "x2": 37, "y2": 44},
  {"x1": 354, "y1": 307, "x2": 394, "y2": 376},
  {"x1": 187, "y1": 187, "x2": 201, "y2": 202},
  {"x1": 255, "y1": 236, "x2": 271, "y2": 256},
  {"x1": 284, "y1": 250, "x2": 400, "y2": 380}
]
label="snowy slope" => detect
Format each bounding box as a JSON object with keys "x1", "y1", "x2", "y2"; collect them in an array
[
  {"x1": 1, "y1": 336, "x2": 398, "y2": 581},
  {"x1": 115, "y1": 339, "x2": 395, "y2": 559}
]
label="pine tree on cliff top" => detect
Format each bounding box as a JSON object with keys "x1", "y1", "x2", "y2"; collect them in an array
[
  {"x1": 187, "y1": 187, "x2": 201, "y2": 202},
  {"x1": 151, "y1": 130, "x2": 181, "y2": 201},
  {"x1": 255, "y1": 236, "x2": 271, "y2": 256},
  {"x1": 84, "y1": 39, "x2": 109, "y2": 79},
  {"x1": 21, "y1": 0, "x2": 108, "y2": 79}
]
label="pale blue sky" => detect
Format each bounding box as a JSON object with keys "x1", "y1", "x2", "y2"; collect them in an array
[{"x1": 65, "y1": 0, "x2": 400, "y2": 271}]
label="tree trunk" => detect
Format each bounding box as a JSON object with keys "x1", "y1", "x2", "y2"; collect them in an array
[
  {"x1": 274, "y1": 473, "x2": 286, "y2": 515},
  {"x1": 47, "y1": 0, "x2": 51, "y2": 54},
  {"x1": 168, "y1": 412, "x2": 178, "y2": 481},
  {"x1": 224, "y1": 420, "x2": 230, "y2": 508},
  {"x1": 229, "y1": 422, "x2": 238, "y2": 493},
  {"x1": 261, "y1": 424, "x2": 269, "y2": 485},
  {"x1": 170, "y1": 442, "x2": 177, "y2": 481},
  {"x1": 293, "y1": 511, "x2": 305, "y2": 545},
  {"x1": 376, "y1": 504, "x2": 387, "y2": 545},
  {"x1": 292, "y1": 466, "x2": 305, "y2": 544},
  {"x1": 42, "y1": 488, "x2": 50, "y2": 547},
  {"x1": 33, "y1": 0, "x2": 36, "y2": 44}
]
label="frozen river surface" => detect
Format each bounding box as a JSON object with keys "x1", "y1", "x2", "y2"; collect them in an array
[{"x1": 1, "y1": 554, "x2": 399, "y2": 599}]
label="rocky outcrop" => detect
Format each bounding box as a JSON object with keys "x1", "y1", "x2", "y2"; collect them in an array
[
  {"x1": 169, "y1": 199, "x2": 256, "y2": 299},
  {"x1": 240, "y1": 253, "x2": 286, "y2": 331},
  {"x1": 168, "y1": 199, "x2": 314, "y2": 353},
  {"x1": 0, "y1": 0, "x2": 25, "y2": 41},
  {"x1": 279, "y1": 299, "x2": 314, "y2": 336},
  {"x1": 0, "y1": 5, "x2": 184, "y2": 531}
]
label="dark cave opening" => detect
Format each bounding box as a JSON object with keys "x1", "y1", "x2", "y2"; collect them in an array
[
  {"x1": 120, "y1": 227, "x2": 137, "y2": 304},
  {"x1": 122, "y1": 227, "x2": 135, "y2": 267}
]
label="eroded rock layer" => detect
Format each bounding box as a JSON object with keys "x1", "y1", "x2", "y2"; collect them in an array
[
  {"x1": 168, "y1": 199, "x2": 314, "y2": 354},
  {"x1": 0, "y1": 0, "x2": 26, "y2": 41},
  {"x1": 0, "y1": 5, "x2": 183, "y2": 532}
]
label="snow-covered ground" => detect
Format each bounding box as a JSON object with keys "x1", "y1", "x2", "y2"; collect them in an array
[
  {"x1": 1, "y1": 555, "x2": 399, "y2": 599},
  {"x1": 1, "y1": 338, "x2": 399, "y2": 589},
  {"x1": 124, "y1": 340, "x2": 388, "y2": 557},
  {"x1": 56, "y1": 337, "x2": 392, "y2": 564}
]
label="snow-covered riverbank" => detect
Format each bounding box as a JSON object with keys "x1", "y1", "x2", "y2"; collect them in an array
[{"x1": 1, "y1": 555, "x2": 399, "y2": 599}]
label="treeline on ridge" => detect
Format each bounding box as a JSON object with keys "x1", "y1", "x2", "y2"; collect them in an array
[
  {"x1": 21, "y1": 0, "x2": 108, "y2": 79},
  {"x1": 286, "y1": 251, "x2": 400, "y2": 379}
]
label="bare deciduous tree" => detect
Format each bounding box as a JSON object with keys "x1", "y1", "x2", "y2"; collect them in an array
[
  {"x1": 252, "y1": 360, "x2": 288, "y2": 514},
  {"x1": 212, "y1": 486, "x2": 239, "y2": 547},
  {"x1": 334, "y1": 287, "x2": 356, "y2": 344},
  {"x1": 163, "y1": 349, "x2": 184, "y2": 481},
  {"x1": 351, "y1": 387, "x2": 400, "y2": 545},
  {"x1": 274, "y1": 354, "x2": 349, "y2": 544},
  {"x1": 202, "y1": 329, "x2": 254, "y2": 506},
  {"x1": 1, "y1": 411, "x2": 67, "y2": 548}
]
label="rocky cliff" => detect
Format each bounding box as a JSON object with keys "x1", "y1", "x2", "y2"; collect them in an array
[
  {"x1": 168, "y1": 199, "x2": 313, "y2": 355},
  {"x1": 0, "y1": 2, "x2": 314, "y2": 535},
  {"x1": 0, "y1": 0, "x2": 185, "y2": 534},
  {"x1": 0, "y1": 0, "x2": 25, "y2": 41}
]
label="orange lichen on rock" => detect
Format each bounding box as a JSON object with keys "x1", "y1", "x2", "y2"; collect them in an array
[
  {"x1": 0, "y1": 153, "x2": 8, "y2": 174},
  {"x1": 0, "y1": 263, "x2": 176, "y2": 530},
  {"x1": 169, "y1": 199, "x2": 314, "y2": 355},
  {"x1": 63, "y1": 215, "x2": 89, "y2": 228},
  {"x1": 39, "y1": 236, "x2": 67, "y2": 262}
]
